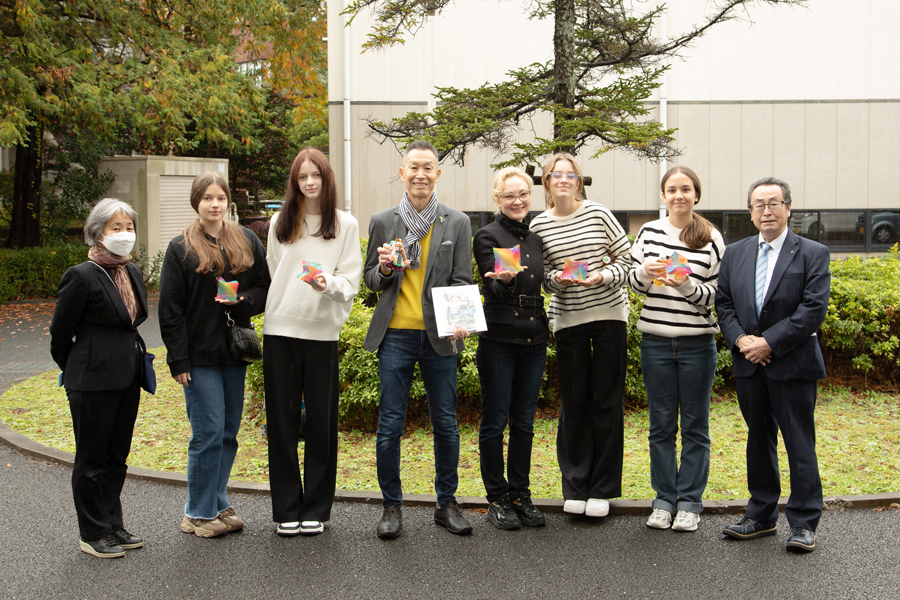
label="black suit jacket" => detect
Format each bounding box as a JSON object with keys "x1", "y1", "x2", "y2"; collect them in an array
[
  {"x1": 50, "y1": 261, "x2": 149, "y2": 391},
  {"x1": 715, "y1": 230, "x2": 830, "y2": 382}
]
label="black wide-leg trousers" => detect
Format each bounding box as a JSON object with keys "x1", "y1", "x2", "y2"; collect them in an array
[
  {"x1": 264, "y1": 334, "x2": 340, "y2": 524},
  {"x1": 67, "y1": 366, "x2": 141, "y2": 541}
]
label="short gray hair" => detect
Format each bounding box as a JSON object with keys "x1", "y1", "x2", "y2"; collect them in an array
[
  {"x1": 747, "y1": 177, "x2": 792, "y2": 208},
  {"x1": 84, "y1": 198, "x2": 138, "y2": 246}
]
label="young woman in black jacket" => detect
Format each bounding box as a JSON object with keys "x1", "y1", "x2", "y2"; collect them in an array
[
  {"x1": 159, "y1": 172, "x2": 269, "y2": 538},
  {"x1": 472, "y1": 167, "x2": 550, "y2": 530}
]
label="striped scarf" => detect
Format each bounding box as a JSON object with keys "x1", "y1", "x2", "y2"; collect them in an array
[{"x1": 399, "y1": 191, "x2": 438, "y2": 269}]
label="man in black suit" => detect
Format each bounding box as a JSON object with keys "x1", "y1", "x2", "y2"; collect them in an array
[{"x1": 715, "y1": 177, "x2": 831, "y2": 553}]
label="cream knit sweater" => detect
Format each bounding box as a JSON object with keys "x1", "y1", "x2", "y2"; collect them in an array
[{"x1": 263, "y1": 210, "x2": 363, "y2": 341}]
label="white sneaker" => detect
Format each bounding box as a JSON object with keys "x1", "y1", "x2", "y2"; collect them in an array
[
  {"x1": 672, "y1": 510, "x2": 700, "y2": 532},
  {"x1": 300, "y1": 521, "x2": 324, "y2": 536},
  {"x1": 585, "y1": 498, "x2": 610, "y2": 518},
  {"x1": 646, "y1": 508, "x2": 672, "y2": 529},
  {"x1": 276, "y1": 521, "x2": 301, "y2": 537},
  {"x1": 563, "y1": 500, "x2": 587, "y2": 515}
]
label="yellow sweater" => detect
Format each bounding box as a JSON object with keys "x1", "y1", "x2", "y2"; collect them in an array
[{"x1": 388, "y1": 226, "x2": 433, "y2": 330}]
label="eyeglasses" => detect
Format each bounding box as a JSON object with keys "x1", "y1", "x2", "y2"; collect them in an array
[
  {"x1": 549, "y1": 172, "x2": 580, "y2": 182},
  {"x1": 499, "y1": 190, "x2": 532, "y2": 201},
  {"x1": 750, "y1": 201, "x2": 789, "y2": 213}
]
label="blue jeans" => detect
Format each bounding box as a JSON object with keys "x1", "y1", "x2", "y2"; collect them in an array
[
  {"x1": 376, "y1": 329, "x2": 460, "y2": 506},
  {"x1": 476, "y1": 336, "x2": 547, "y2": 502},
  {"x1": 640, "y1": 333, "x2": 716, "y2": 515},
  {"x1": 182, "y1": 364, "x2": 247, "y2": 519}
]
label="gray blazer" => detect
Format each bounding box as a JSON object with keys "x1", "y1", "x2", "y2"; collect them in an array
[{"x1": 363, "y1": 202, "x2": 473, "y2": 356}]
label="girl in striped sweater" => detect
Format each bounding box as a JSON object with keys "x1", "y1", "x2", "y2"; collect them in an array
[
  {"x1": 627, "y1": 166, "x2": 725, "y2": 533},
  {"x1": 530, "y1": 153, "x2": 633, "y2": 518}
]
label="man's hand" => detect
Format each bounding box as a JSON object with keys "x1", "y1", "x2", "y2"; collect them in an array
[
  {"x1": 451, "y1": 326, "x2": 470, "y2": 340},
  {"x1": 174, "y1": 372, "x2": 191, "y2": 386},
  {"x1": 738, "y1": 335, "x2": 772, "y2": 365}
]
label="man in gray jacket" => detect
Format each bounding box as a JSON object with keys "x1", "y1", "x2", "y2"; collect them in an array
[{"x1": 363, "y1": 140, "x2": 474, "y2": 539}]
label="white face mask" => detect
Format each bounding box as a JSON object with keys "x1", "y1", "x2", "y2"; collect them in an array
[{"x1": 100, "y1": 231, "x2": 136, "y2": 256}]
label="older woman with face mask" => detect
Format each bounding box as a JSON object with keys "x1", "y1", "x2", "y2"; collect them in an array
[{"x1": 50, "y1": 198, "x2": 150, "y2": 559}]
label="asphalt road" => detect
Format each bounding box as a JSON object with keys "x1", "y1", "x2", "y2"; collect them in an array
[{"x1": 2, "y1": 300, "x2": 900, "y2": 599}]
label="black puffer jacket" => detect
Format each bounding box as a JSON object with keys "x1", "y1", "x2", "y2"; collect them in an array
[
  {"x1": 473, "y1": 213, "x2": 549, "y2": 345},
  {"x1": 158, "y1": 226, "x2": 270, "y2": 377}
]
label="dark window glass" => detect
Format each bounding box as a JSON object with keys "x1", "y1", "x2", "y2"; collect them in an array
[
  {"x1": 612, "y1": 211, "x2": 628, "y2": 232},
  {"x1": 722, "y1": 213, "x2": 759, "y2": 245},
  {"x1": 818, "y1": 211, "x2": 865, "y2": 247},
  {"x1": 789, "y1": 211, "x2": 821, "y2": 241},
  {"x1": 870, "y1": 210, "x2": 900, "y2": 247},
  {"x1": 699, "y1": 211, "x2": 724, "y2": 236}
]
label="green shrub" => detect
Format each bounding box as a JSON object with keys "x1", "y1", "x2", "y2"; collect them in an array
[
  {"x1": 0, "y1": 243, "x2": 88, "y2": 301},
  {"x1": 820, "y1": 244, "x2": 900, "y2": 383}
]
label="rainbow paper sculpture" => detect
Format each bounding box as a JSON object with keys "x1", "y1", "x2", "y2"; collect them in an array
[
  {"x1": 298, "y1": 260, "x2": 324, "y2": 283},
  {"x1": 665, "y1": 251, "x2": 692, "y2": 279},
  {"x1": 562, "y1": 259, "x2": 588, "y2": 281},
  {"x1": 216, "y1": 277, "x2": 239, "y2": 302},
  {"x1": 389, "y1": 238, "x2": 410, "y2": 270},
  {"x1": 492, "y1": 245, "x2": 524, "y2": 273}
]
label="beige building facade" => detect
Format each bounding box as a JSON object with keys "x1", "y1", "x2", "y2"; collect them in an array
[{"x1": 328, "y1": 0, "x2": 900, "y2": 252}]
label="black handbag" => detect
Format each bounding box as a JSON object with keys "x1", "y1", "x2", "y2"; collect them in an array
[
  {"x1": 142, "y1": 350, "x2": 157, "y2": 394},
  {"x1": 225, "y1": 310, "x2": 262, "y2": 363}
]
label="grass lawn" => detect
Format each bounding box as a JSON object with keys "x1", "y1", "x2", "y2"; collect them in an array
[{"x1": 2, "y1": 348, "x2": 898, "y2": 501}]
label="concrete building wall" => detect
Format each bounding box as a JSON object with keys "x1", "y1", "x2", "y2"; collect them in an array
[{"x1": 329, "y1": 0, "x2": 900, "y2": 231}]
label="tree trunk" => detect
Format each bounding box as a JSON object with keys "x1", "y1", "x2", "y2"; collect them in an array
[
  {"x1": 7, "y1": 124, "x2": 43, "y2": 249},
  {"x1": 552, "y1": 0, "x2": 577, "y2": 150}
]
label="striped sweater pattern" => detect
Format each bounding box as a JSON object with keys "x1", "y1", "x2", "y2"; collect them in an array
[
  {"x1": 530, "y1": 201, "x2": 633, "y2": 332},
  {"x1": 627, "y1": 218, "x2": 726, "y2": 337}
]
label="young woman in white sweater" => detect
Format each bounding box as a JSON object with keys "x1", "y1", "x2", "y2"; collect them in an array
[
  {"x1": 529, "y1": 153, "x2": 633, "y2": 519},
  {"x1": 627, "y1": 166, "x2": 725, "y2": 533},
  {"x1": 263, "y1": 148, "x2": 363, "y2": 537}
]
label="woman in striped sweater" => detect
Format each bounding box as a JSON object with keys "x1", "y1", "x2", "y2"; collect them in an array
[
  {"x1": 530, "y1": 153, "x2": 633, "y2": 518},
  {"x1": 627, "y1": 166, "x2": 725, "y2": 533}
]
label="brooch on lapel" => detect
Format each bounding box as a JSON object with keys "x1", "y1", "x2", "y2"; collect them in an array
[{"x1": 439, "y1": 216, "x2": 445, "y2": 223}]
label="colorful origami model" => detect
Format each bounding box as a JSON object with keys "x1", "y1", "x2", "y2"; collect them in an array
[
  {"x1": 298, "y1": 260, "x2": 324, "y2": 283},
  {"x1": 665, "y1": 251, "x2": 693, "y2": 279},
  {"x1": 216, "y1": 277, "x2": 239, "y2": 302},
  {"x1": 562, "y1": 259, "x2": 588, "y2": 281},
  {"x1": 389, "y1": 238, "x2": 410, "y2": 270},
  {"x1": 492, "y1": 245, "x2": 524, "y2": 273}
]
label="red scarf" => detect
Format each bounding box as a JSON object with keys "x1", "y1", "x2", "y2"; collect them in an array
[{"x1": 88, "y1": 246, "x2": 137, "y2": 323}]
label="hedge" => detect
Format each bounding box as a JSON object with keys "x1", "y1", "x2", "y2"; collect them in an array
[{"x1": 243, "y1": 242, "x2": 899, "y2": 427}]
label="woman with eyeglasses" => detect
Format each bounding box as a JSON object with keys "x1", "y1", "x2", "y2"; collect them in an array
[
  {"x1": 472, "y1": 167, "x2": 550, "y2": 530},
  {"x1": 627, "y1": 166, "x2": 725, "y2": 533},
  {"x1": 529, "y1": 153, "x2": 633, "y2": 518}
]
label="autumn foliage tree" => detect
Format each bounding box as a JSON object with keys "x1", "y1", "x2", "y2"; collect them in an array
[
  {"x1": 1, "y1": 0, "x2": 271, "y2": 247},
  {"x1": 343, "y1": 0, "x2": 807, "y2": 167}
]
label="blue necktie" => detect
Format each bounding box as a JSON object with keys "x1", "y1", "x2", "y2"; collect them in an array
[{"x1": 755, "y1": 241, "x2": 772, "y2": 317}]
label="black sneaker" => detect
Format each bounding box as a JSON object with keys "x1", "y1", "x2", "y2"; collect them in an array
[
  {"x1": 79, "y1": 535, "x2": 125, "y2": 559},
  {"x1": 112, "y1": 528, "x2": 144, "y2": 549},
  {"x1": 488, "y1": 497, "x2": 522, "y2": 530},
  {"x1": 511, "y1": 493, "x2": 546, "y2": 527}
]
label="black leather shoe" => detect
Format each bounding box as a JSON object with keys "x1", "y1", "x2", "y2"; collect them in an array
[
  {"x1": 376, "y1": 505, "x2": 402, "y2": 540},
  {"x1": 112, "y1": 528, "x2": 144, "y2": 549},
  {"x1": 786, "y1": 527, "x2": 816, "y2": 552},
  {"x1": 722, "y1": 517, "x2": 777, "y2": 540},
  {"x1": 511, "y1": 493, "x2": 546, "y2": 527},
  {"x1": 487, "y1": 497, "x2": 521, "y2": 530},
  {"x1": 80, "y1": 535, "x2": 125, "y2": 558},
  {"x1": 434, "y1": 501, "x2": 473, "y2": 535}
]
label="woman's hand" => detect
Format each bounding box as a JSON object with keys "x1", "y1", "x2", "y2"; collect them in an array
[
  {"x1": 575, "y1": 273, "x2": 604, "y2": 288},
  {"x1": 553, "y1": 274, "x2": 578, "y2": 287},
  {"x1": 484, "y1": 268, "x2": 522, "y2": 285},
  {"x1": 215, "y1": 296, "x2": 244, "y2": 305},
  {"x1": 642, "y1": 259, "x2": 665, "y2": 279},
  {"x1": 174, "y1": 372, "x2": 191, "y2": 386},
  {"x1": 303, "y1": 274, "x2": 327, "y2": 292}
]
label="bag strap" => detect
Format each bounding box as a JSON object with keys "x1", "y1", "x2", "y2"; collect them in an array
[{"x1": 225, "y1": 310, "x2": 235, "y2": 328}]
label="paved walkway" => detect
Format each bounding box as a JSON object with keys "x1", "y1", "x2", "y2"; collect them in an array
[{"x1": 1, "y1": 300, "x2": 899, "y2": 599}]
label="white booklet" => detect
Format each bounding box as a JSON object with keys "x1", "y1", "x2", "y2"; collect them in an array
[{"x1": 430, "y1": 285, "x2": 488, "y2": 336}]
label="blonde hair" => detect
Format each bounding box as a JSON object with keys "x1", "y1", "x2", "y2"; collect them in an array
[
  {"x1": 541, "y1": 153, "x2": 585, "y2": 209},
  {"x1": 491, "y1": 167, "x2": 533, "y2": 206},
  {"x1": 181, "y1": 172, "x2": 254, "y2": 275}
]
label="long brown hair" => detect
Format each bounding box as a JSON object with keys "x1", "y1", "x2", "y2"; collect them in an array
[
  {"x1": 275, "y1": 148, "x2": 339, "y2": 244},
  {"x1": 541, "y1": 153, "x2": 585, "y2": 209},
  {"x1": 660, "y1": 166, "x2": 718, "y2": 251},
  {"x1": 181, "y1": 172, "x2": 254, "y2": 275}
]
